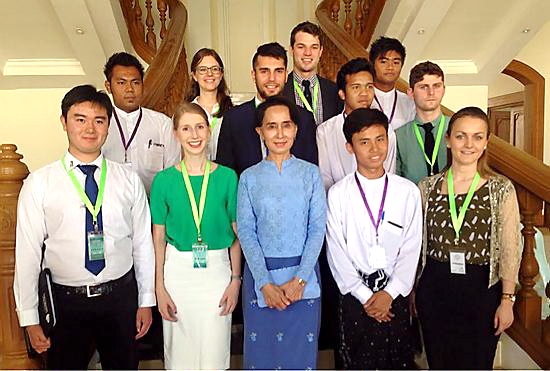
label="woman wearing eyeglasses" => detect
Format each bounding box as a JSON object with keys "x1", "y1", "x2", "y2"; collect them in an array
[
  {"x1": 187, "y1": 48, "x2": 234, "y2": 160},
  {"x1": 414, "y1": 107, "x2": 521, "y2": 369}
]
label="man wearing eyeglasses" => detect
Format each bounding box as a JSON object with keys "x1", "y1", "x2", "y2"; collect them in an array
[{"x1": 102, "y1": 52, "x2": 181, "y2": 194}]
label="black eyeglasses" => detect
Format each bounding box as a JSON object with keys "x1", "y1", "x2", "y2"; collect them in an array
[{"x1": 196, "y1": 66, "x2": 223, "y2": 75}]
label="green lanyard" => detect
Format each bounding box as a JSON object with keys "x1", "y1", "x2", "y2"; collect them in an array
[
  {"x1": 211, "y1": 116, "x2": 220, "y2": 133},
  {"x1": 447, "y1": 169, "x2": 481, "y2": 244},
  {"x1": 413, "y1": 115, "x2": 446, "y2": 175},
  {"x1": 293, "y1": 79, "x2": 319, "y2": 113},
  {"x1": 62, "y1": 158, "x2": 107, "y2": 227},
  {"x1": 180, "y1": 160, "x2": 211, "y2": 242}
]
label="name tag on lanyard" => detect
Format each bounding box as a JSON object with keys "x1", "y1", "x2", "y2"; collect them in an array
[
  {"x1": 369, "y1": 244, "x2": 387, "y2": 269},
  {"x1": 449, "y1": 249, "x2": 466, "y2": 275},
  {"x1": 88, "y1": 231, "x2": 105, "y2": 261},
  {"x1": 192, "y1": 242, "x2": 208, "y2": 268}
]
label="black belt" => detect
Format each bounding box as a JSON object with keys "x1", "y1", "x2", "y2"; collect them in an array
[{"x1": 53, "y1": 269, "x2": 134, "y2": 298}]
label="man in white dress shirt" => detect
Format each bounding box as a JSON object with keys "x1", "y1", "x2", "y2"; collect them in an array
[
  {"x1": 13, "y1": 85, "x2": 155, "y2": 369},
  {"x1": 317, "y1": 58, "x2": 396, "y2": 190},
  {"x1": 102, "y1": 52, "x2": 180, "y2": 194},
  {"x1": 326, "y1": 108, "x2": 422, "y2": 369},
  {"x1": 369, "y1": 37, "x2": 415, "y2": 130}
]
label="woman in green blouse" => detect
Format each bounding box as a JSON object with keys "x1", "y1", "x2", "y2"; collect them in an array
[{"x1": 150, "y1": 102, "x2": 241, "y2": 370}]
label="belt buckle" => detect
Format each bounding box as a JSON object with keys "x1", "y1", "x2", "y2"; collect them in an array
[{"x1": 86, "y1": 284, "x2": 101, "y2": 298}]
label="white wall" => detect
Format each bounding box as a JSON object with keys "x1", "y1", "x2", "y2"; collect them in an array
[
  {"x1": 442, "y1": 85, "x2": 489, "y2": 113},
  {"x1": 0, "y1": 89, "x2": 69, "y2": 171}
]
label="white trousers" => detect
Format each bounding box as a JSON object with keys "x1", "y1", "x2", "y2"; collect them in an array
[{"x1": 163, "y1": 244, "x2": 232, "y2": 370}]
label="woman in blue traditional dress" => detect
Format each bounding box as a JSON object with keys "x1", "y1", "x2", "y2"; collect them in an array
[{"x1": 237, "y1": 96, "x2": 327, "y2": 370}]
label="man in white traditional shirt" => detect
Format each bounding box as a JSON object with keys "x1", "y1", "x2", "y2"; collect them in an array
[
  {"x1": 317, "y1": 58, "x2": 396, "y2": 190},
  {"x1": 369, "y1": 36, "x2": 415, "y2": 130},
  {"x1": 13, "y1": 85, "x2": 155, "y2": 369},
  {"x1": 102, "y1": 52, "x2": 180, "y2": 193},
  {"x1": 326, "y1": 108, "x2": 422, "y2": 370}
]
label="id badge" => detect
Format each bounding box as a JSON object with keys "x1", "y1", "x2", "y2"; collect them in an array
[
  {"x1": 87, "y1": 231, "x2": 105, "y2": 261},
  {"x1": 369, "y1": 245, "x2": 387, "y2": 269},
  {"x1": 449, "y1": 249, "x2": 466, "y2": 275},
  {"x1": 192, "y1": 242, "x2": 208, "y2": 268}
]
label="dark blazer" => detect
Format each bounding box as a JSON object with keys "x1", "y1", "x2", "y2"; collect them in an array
[
  {"x1": 216, "y1": 98, "x2": 318, "y2": 175},
  {"x1": 283, "y1": 72, "x2": 343, "y2": 123}
]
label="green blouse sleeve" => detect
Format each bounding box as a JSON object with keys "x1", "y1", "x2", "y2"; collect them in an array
[{"x1": 150, "y1": 170, "x2": 168, "y2": 225}]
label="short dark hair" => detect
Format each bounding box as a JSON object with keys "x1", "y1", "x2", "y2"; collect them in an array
[
  {"x1": 252, "y1": 42, "x2": 288, "y2": 69},
  {"x1": 290, "y1": 21, "x2": 322, "y2": 47},
  {"x1": 409, "y1": 61, "x2": 445, "y2": 88},
  {"x1": 61, "y1": 85, "x2": 113, "y2": 120},
  {"x1": 255, "y1": 96, "x2": 299, "y2": 128},
  {"x1": 343, "y1": 108, "x2": 388, "y2": 143},
  {"x1": 369, "y1": 36, "x2": 406, "y2": 65},
  {"x1": 336, "y1": 58, "x2": 374, "y2": 91},
  {"x1": 103, "y1": 52, "x2": 145, "y2": 82}
]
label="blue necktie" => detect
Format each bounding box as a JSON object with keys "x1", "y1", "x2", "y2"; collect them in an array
[{"x1": 78, "y1": 165, "x2": 105, "y2": 275}]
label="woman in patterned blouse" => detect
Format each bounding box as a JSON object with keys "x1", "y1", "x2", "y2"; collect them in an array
[{"x1": 414, "y1": 106, "x2": 521, "y2": 370}]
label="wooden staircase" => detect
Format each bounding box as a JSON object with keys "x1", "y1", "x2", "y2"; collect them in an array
[{"x1": 119, "y1": 0, "x2": 190, "y2": 117}]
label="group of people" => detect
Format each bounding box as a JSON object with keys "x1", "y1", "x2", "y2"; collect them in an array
[{"x1": 13, "y1": 19, "x2": 522, "y2": 371}]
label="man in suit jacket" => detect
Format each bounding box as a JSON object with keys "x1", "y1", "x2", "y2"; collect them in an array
[
  {"x1": 217, "y1": 42, "x2": 317, "y2": 175},
  {"x1": 283, "y1": 21, "x2": 343, "y2": 125}
]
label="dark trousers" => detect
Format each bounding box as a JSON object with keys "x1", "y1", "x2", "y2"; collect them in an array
[
  {"x1": 338, "y1": 293, "x2": 415, "y2": 370},
  {"x1": 47, "y1": 272, "x2": 139, "y2": 370},
  {"x1": 416, "y1": 258, "x2": 501, "y2": 370}
]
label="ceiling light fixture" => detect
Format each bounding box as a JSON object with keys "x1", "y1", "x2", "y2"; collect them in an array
[
  {"x1": 75, "y1": 27, "x2": 85, "y2": 35},
  {"x1": 522, "y1": 28, "x2": 531, "y2": 33},
  {"x1": 417, "y1": 28, "x2": 425, "y2": 35}
]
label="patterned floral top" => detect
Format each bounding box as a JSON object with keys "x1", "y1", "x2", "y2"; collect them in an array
[
  {"x1": 426, "y1": 177, "x2": 491, "y2": 265},
  {"x1": 418, "y1": 172, "x2": 521, "y2": 288}
]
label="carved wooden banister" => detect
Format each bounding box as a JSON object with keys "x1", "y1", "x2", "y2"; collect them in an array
[
  {"x1": 0, "y1": 145, "x2": 40, "y2": 369},
  {"x1": 119, "y1": 0, "x2": 189, "y2": 117}
]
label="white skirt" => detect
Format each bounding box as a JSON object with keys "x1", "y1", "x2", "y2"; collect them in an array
[{"x1": 163, "y1": 244, "x2": 232, "y2": 370}]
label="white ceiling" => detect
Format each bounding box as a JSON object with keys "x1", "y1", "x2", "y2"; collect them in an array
[
  {"x1": 0, "y1": 0, "x2": 131, "y2": 89},
  {"x1": 1, "y1": 0, "x2": 549, "y2": 90},
  {"x1": 374, "y1": 0, "x2": 550, "y2": 85}
]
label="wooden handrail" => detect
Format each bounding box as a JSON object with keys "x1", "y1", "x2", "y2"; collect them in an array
[
  {"x1": 120, "y1": 0, "x2": 189, "y2": 117},
  {"x1": 0, "y1": 145, "x2": 41, "y2": 369},
  {"x1": 317, "y1": 0, "x2": 550, "y2": 368},
  {"x1": 487, "y1": 135, "x2": 550, "y2": 201}
]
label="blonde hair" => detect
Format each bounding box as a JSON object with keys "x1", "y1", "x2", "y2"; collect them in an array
[{"x1": 172, "y1": 102, "x2": 209, "y2": 130}]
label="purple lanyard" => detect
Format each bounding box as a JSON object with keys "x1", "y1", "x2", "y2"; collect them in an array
[
  {"x1": 113, "y1": 108, "x2": 143, "y2": 156},
  {"x1": 354, "y1": 173, "x2": 388, "y2": 239},
  {"x1": 373, "y1": 89, "x2": 397, "y2": 124}
]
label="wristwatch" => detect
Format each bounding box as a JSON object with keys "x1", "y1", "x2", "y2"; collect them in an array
[{"x1": 501, "y1": 293, "x2": 516, "y2": 303}]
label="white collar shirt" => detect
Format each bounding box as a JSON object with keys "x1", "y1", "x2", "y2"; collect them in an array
[
  {"x1": 191, "y1": 97, "x2": 222, "y2": 161},
  {"x1": 13, "y1": 152, "x2": 155, "y2": 326},
  {"x1": 371, "y1": 87, "x2": 416, "y2": 131},
  {"x1": 326, "y1": 171, "x2": 422, "y2": 304},
  {"x1": 102, "y1": 105, "x2": 181, "y2": 193},
  {"x1": 317, "y1": 111, "x2": 396, "y2": 191}
]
